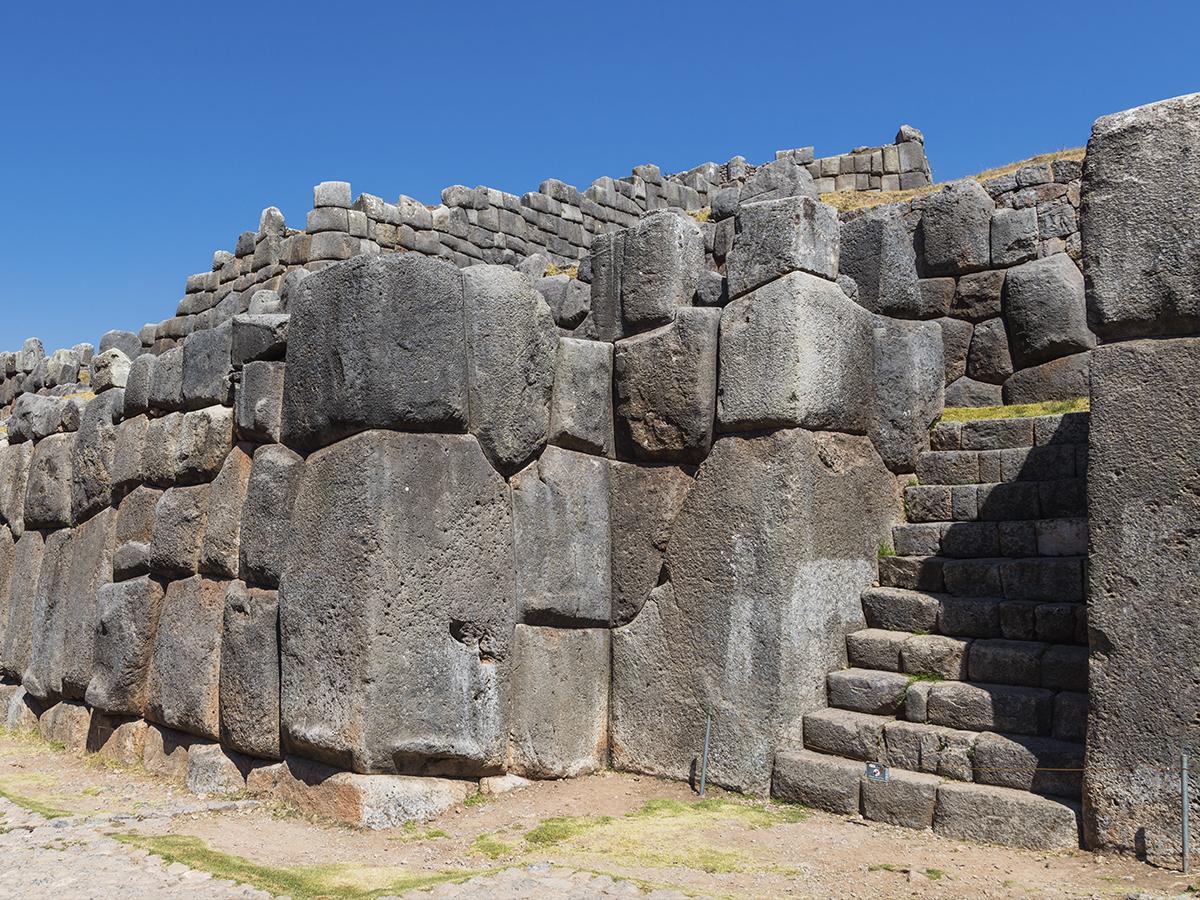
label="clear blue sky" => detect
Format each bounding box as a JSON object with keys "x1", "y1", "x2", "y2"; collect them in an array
[{"x1": 1, "y1": 1, "x2": 1196, "y2": 353}]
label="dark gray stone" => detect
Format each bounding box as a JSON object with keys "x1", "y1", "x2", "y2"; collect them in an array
[
  {"x1": 123, "y1": 352, "x2": 156, "y2": 418},
  {"x1": 727, "y1": 196, "x2": 839, "y2": 298},
  {"x1": 739, "y1": 157, "x2": 818, "y2": 206},
  {"x1": 199, "y1": 444, "x2": 252, "y2": 580},
  {"x1": 113, "y1": 485, "x2": 161, "y2": 581},
  {"x1": 934, "y1": 782, "x2": 1080, "y2": 849},
  {"x1": 85, "y1": 575, "x2": 165, "y2": 716},
  {"x1": 548, "y1": 338, "x2": 613, "y2": 457},
  {"x1": 1003, "y1": 255, "x2": 1095, "y2": 368},
  {"x1": 620, "y1": 210, "x2": 705, "y2": 327},
  {"x1": 990, "y1": 207, "x2": 1038, "y2": 267},
  {"x1": 966, "y1": 318, "x2": 1013, "y2": 384},
  {"x1": 22, "y1": 529, "x2": 72, "y2": 701},
  {"x1": 231, "y1": 314, "x2": 289, "y2": 367},
  {"x1": 952, "y1": 270, "x2": 1005, "y2": 322},
  {"x1": 239, "y1": 444, "x2": 304, "y2": 589},
  {"x1": 935, "y1": 316, "x2": 973, "y2": 384},
  {"x1": 838, "y1": 211, "x2": 919, "y2": 316},
  {"x1": 0, "y1": 530, "x2": 44, "y2": 680},
  {"x1": 146, "y1": 575, "x2": 225, "y2": 740},
  {"x1": 100, "y1": 330, "x2": 143, "y2": 360},
  {"x1": 235, "y1": 360, "x2": 285, "y2": 444},
  {"x1": 221, "y1": 581, "x2": 280, "y2": 760},
  {"x1": 772, "y1": 749, "x2": 861, "y2": 814},
  {"x1": 148, "y1": 484, "x2": 210, "y2": 579},
  {"x1": 1002, "y1": 351, "x2": 1091, "y2": 405},
  {"x1": 870, "y1": 317, "x2": 943, "y2": 473},
  {"x1": 59, "y1": 508, "x2": 115, "y2": 699},
  {"x1": 24, "y1": 433, "x2": 74, "y2": 529},
  {"x1": 70, "y1": 389, "x2": 124, "y2": 522},
  {"x1": 921, "y1": 180, "x2": 994, "y2": 276},
  {"x1": 945, "y1": 376, "x2": 1002, "y2": 408},
  {"x1": 0, "y1": 442, "x2": 33, "y2": 538}
]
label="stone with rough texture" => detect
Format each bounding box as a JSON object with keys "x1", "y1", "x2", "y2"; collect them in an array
[
  {"x1": 966, "y1": 318, "x2": 1014, "y2": 384},
  {"x1": 1003, "y1": 351, "x2": 1091, "y2": 405},
  {"x1": 22, "y1": 529, "x2": 72, "y2": 701},
  {"x1": 621, "y1": 210, "x2": 705, "y2": 327},
  {"x1": 921, "y1": 180, "x2": 994, "y2": 276},
  {"x1": 38, "y1": 701, "x2": 92, "y2": 751},
  {"x1": 862, "y1": 768, "x2": 941, "y2": 829},
  {"x1": 239, "y1": 444, "x2": 304, "y2": 588},
  {"x1": 990, "y1": 206, "x2": 1038, "y2": 267},
  {"x1": 100, "y1": 329, "x2": 143, "y2": 360},
  {"x1": 186, "y1": 743, "x2": 249, "y2": 794},
  {"x1": 1081, "y1": 93, "x2": 1200, "y2": 339},
  {"x1": 89, "y1": 713, "x2": 150, "y2": 766},
  {"x1": 279, "y1": 431, "x2": 515, "y2": 776},
  {"x1": 613, "y1": 307, "x2": 718, "y2": 464},
  {"x1": 772, "y1": 749, "x2": 861, "y2": 814},
  {"x1": 718, "y1": 272, "x2": 873, "y2": 434},
  {"x1": 236, "y1": 360, "x2": 285, "y2": 443},
  {"x1": 613, "y1": 429, "x2": 896, "y2": 794},
  {"x1": 60, "y1": 508, "x2": 114, "y2": 699},
  {"x1": 740, "y1": 156, "x2": 818, "y2": 205},
  {"x1": 148, "y1": 485, "x2": 210, "y2": 579},
  {"x1": 870, "y1": 318, "x2": 944, "y2": 473},
  {"x1": 70, "y1": 389, "x2": 125, "y2": 522},
  {"x1": 181, "y1": 320, "x2": 234, "y2": 409},
  {"x1": 85, "y1": 576, "x2": 165, "y2": 716},
  {"x1": 945, "y1": 376, "x2": 1002, "y2": 408},
  {"x1": 727, "y1": 196, "x2": 839, "y2": 298},
  {"x1": 0, "y1": 532, "x2": 43, "y2": 680},
  {"x1": 1003, "y1": 255, "x2": 1095, "y2": 368},
  {"x1": 23, "y1": 433, "x2": 74, "y2": 529},
  {"x1": 231, "y1": 314, "x2": 288, "y2": 367},
  {"x1": 281, "y1": 254, "x2": 468, "y2": 453},
  {"x1": 463, "y1": 265, "x2": 557, "y2": 475},
  {"x1": 839, "y1": 210, "x2": 919, "y2": 316},
  {"x1": 199, "y1": 444, "x2": 252, "y2": 579},
  {"x1": 0, "y1": 442, "x2": 33, "y2": 538},
  {"x1": 112, "y1": 485, "x2": 160, "y2": 580},
  {"x1": 141, "y1": 723, "x2": 197, "y2": 779},
  {"x1": 91, "y1": 348, "x2": 131, "y2": 391},
  {"x1": 177, "y1": 406, "x2": 234, "y2": 484},
  {"x1": 220, "y1": 581, "x2": 280, "y2": 760},
  {"x1": 934, "y1": 781, "x2": 1080, "y2": 850},
  {"x1": 146, "y1": 575, "x2": 225, "y2": 740},
  {"x1": 549, "y1": 338, "x2": 614, "y2": 457},
  {"x1": 508, "y1": 625, "x2": 609, "y2": 778}
]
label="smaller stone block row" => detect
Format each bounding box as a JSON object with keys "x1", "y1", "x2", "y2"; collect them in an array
[
  {"x1": 916, "y1": 444, "x2": 1084, "y2": 485},
  {"x1": 930, "y1": 412, "x2": 1087, "y2": 452},
  {"x1": 773, "y1": 749, "x2": 1081, "y2": 849},
  {"x1": 893, "y1": 509, "x2": 1086, "y2": 558},
  {"x1": 863, "y1": 585, "x2": 1087, "y2": 645},
  {"x1": 906, "y1": 477, "x2": 1087, "y2": 531}
]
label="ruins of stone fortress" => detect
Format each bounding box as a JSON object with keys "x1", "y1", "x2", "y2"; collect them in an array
[{"x1": 0, "y1": 90, "x2": 1196, "y2": 862}]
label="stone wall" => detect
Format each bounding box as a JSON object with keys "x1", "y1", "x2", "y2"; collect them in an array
[{"x1": 780, "y1": 123, "x2": 934, "y2": 193}]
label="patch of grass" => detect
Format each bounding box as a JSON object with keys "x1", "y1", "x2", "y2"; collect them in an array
[
  {"x1": 80, "y1": 786, "x2": 102, "y2": 797},
  {"x1": 471, "y1": 832, "x2": 518, "y2": 859},
  {"x1": 971, "y1": 147, "x2": 1085, "y2": 184},
  {"x1": 630, "y1": 797, "x2": 808, "y2": 827},
  {"x1": 906, "y1": 672, "x2": 944, "y2": 684},
  {"x1": 389, "y1": 822, "x2": 448, "y2": 843},
  {"x1": 112, "y1": 833, "x2": 492, "y2": 899},
  {"x1": 689, "y1": 207, "x2": 712, "y2": 223},
  {"x1": 877, "y1": 542, "x2": 896, "y2": 559},
  {"x1": 0, "y1": 787, "x2": 70, "y2": 819},
  {"x1": 906, "y1": 477, "x2": 919, "y2": 488},
  {"x1": 544, "y1": 263, "x2": 579, "y2": 279},
  {"x1": 926, "y1": 867, "x2": 945, "y2": 880},
  {"x1": 937, "y1": 396, "x2": 1088, "y2": 424},
  {"x1": 525, "y1": 815, "x2": 613, "y2": 847},
  {"x1": 462, "y1": 790, "x2": 488, "y2": 807},
  {"x1": 869, "y1": 862, "x2": 903, "y2": 873},
  {"x1": 910, "y1": 628, "x2": 931, "y2": 636}
]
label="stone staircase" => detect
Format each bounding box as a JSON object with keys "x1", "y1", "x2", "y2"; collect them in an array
[{"x1": 772, "y1": 411, "x2": 1089, "y2": 850}]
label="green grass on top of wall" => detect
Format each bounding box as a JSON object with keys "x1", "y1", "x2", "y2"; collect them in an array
[{"x1": 936, "y1": 397, "x2": 1089, "y2": 424}]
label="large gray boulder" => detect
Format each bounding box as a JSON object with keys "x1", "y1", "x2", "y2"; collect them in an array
[
  {"x1": 718, "y1": 272, "x2": 874, "y2": 435},
  {"x1": 59, "y1": 508, "x2": 114, "y2": 699},
  {"x1": 738, "y1": 156, "x2": 818, "y2": 205},
  {"x1": 870, "y1": 318, "x2": 944, "y2": 473},
  {"x1": 0, "y1": 531, "x2": 44, "y2": 679},
  {"x1": 148, "y1": 484, "x2": 210, "y2": 579},
  {"x1": 621, "y1": 210, "x2": 705, "y2": 328},
  {"x1": 181, "y1": 319, "x2": 234, "y2": 409},
  {"x1": 146, "y1": 575, "x2": 225, "y2": 740},
  {"x1": 22, "y1": 529, "x2": 73, "y2": 701},
  {"x1": 221, "y1": 581, "x2": 281, "y2": 760},
  {"x1": 613, "y1": 307, "x2": 718, "y2": 464},
  {"x1": 726, "y1": 196, "x2": 839, "y2": 298},
  {"x1": 1081, "y1": 93, "x2": 1200, "y2": 339},
  {"x1": 1086, "y1": 337, "x2": 1200, "y2": 855},
  {"x1": 235, "y1": 360, "x2": 285, "y2": 444},
  {"x1": 123, "y1": 353, "x2": 155, "y2": 417},
  {"x1": 24, "y1": 433, "x2": 75, "y2": 529},
  {"x1": 199, "y1": 444, "x2": 252, "y2": 579},
  {"x1": 511, "y1": 446, "x2": 610, "y2": 625},
  {"x1": 548, "y1": 338, "x2": 614, "y2": 457},
  {"x1": 177, "y1": 406, "x2": 234, "y2": 484},
  {"x1": 839, "y1": 211, "x2": 920, "y2": 316},
  {"x1": 920, "y1": 180, "x2": 993, "y2": 276},
  {"x1": 85, "y1": 575, "x2": 165, "y2": 716},
  {"x1": 612, "y1": 429, "x2": 898, "y2": 794},
  {"x1": 279, "y1": 431, "x2": 515, "y2": 775},
  {"x1": 1002, "y1": 351, "x2": 1091, "y2": 404},
  {"x1": 1003, "y1": 255, "x2": 1095, "y2": 368},
  {"x1": 281, "y1": 254, "x2": 469, "y2": 453},
  {"x1": 8, "y1": 393, "x2": 65, "y2": 443},
  {"x1": 240, "y1": 444, "x2": 304, "y2": 588},
  {"x1": 70, "y1": 389, "x2": 125, "y2": 522},
  {"x1": 0, "y1": 442, "x2": 33, "y2": 538},
  {"x1": 508, "y1": 626, "x2": 609, "y2": 778},
  {"x1": 462, "y1": 265, "x2": 557, "y2": 475},
  {"x1": 113, "y1": 485, "x2": 160, "y2": 581},
  {"x1": 100, "y1": 330, "x2": 142, "y2": 360}
]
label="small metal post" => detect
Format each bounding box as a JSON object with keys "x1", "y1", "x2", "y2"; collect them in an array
[
  {"x1": 699, "y1": 712, "x2": 712, "y2": 797},
  {"x1": 1184, "y1": 749, "x2": 1191, "y2": 875}
]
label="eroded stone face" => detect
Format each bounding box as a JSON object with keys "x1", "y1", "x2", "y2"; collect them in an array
[{"x1": 279, "y1": 430, "x2": 516, "y2": 776}]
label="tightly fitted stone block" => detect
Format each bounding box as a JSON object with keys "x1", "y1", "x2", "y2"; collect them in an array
[
  {"x1": 186, "y1": 743, "x2": 250, "y2": 794},
  {"x1": 613, "y1": 307, "x2": 718, "y2": 464},
  {"x1": 934, "y1": 782, "x2": 1080, "y2": 849},
  {"x1": 1002, "y1": 351, "x2": 1091, "y2": 405},
  {"x1": 59, "y1": 508, "x2": 115, "y2": 699},
  {"x1": 966, "y1": 318, "x2": 1013, "y2": 384},
  {"x1": 113, "y1": 485, "x2": 161, "y2": 580},
  {"x1": 727, "y1": 196, "x2": 839, "y2": 298},
  {"x1": 861, "y1": 768, "x2": 940, "y2": 830},
  {"x1": 463, "y1": 265, "x2": 557, "y2": 475},
  {"x1": 220, "y1": 582, "x2": 280, "y2": 760},
  {"x1": 739, "y1": 156, "x2": 817, "y2": 205},
  {"x1": 123, "y1": 352, "x2": 155, "y2": 417},
  {"x1": 0, "y1": 531, "x2": 44, "y2": 679},
  {"x1": 937, "y1": 316, "x2": 973, "y2": 383},
  {"x1": 8, "y1": 393, "x2": 66, "y2": 443},
  {"x1": 620, "y1": 209, "x2": 705, "y2": 327},
  {"x1": 826, "y1": 668, "x2": 909, "y2": 715},
  {"x1": 280, "y1": 431, "x2": 515, "y2": 776},
  {"x1": 38, "y1": 701, "x2": 92, "y2": 752},
  {"x1": 100, "y1": 329, "x2": 143, "y2": 360},
  {"x1": 24, "y1": 432, "x2": 74, "y2": 529},
  {"x1": 88, "y1": 713, "x2": 149, "y2": 766},
  {"x1": 235, "y1": 360, "x2": 285, "y2": 443},
  {"x1": 148, "y1": 484, "x2": 210, "y2": 579},
  {"x1": 146, "y1": 575, "x2": 225, "y2": 740},
  {"x1": 177, "y1": 405, "x2": 234, "y2": 484},
  {"x1": 772, "y1": 750, "x2": 861, "y2": 814},
  {"x1": 921, "y1": 179, "x2": 993, "y2": 276},
  {"x1": 612, "y1": 429, "x2": 895, "y2": 794},
  {"x1": 718, "y1": 272, "x2": 873, "y2": 434},
  {"x1": 973, "y1": 732, "x2": 1082, "y2": 799},
  {"x1": 884, "y1": 721, "x2": 976, "y2": 781},
  {"x1": 838, "y1": 210, "x2": 919, "y2": 316},
  {"x1": 587, "y1": 230, "x2": 626, "y2": 342},
  {"x1": 1081, "y1": 93, "x2": 1200, "y2": 339},
  {"x1": 549, "y1": 338, "x2": 614, "y2": 457},
  {"x1": 142, "y1": 723, "x2": 198, "y2": 779},
  {"x1": 511, "y1": 447, "x2": 610, "y2": 625},
  {"x1": 1003, "y1": 255, "x2": 1095, "y2": 368},
  {"x1": 239, "y1": 443, "x2": 304, "y2": 588},
  {"x1": 926, "y1": 681, "x2": 1052, "y2": 736},
  {"x1": 846, "y1": 629, "x2": 908, "y2": 672},
  {"x1": 803, "y1": 708, "x2": 886, "y2": 761},
  {"x1": 281, "y1": 254, "x2": 468, "y2": 453},
  {"x1": 85, "y1": 575, "x2": 165, "y2": 716},
  {"x1": 0, "y1": 442, "x2": 32, "y2": 538},
  {"x1": 182, "y1": 319, "x2": 234, "y2": 408},
  {"x1": 953, "y1": 270, "x2": 1005, "y2": 322},
  {"x1": 148, "y1": 345, "x2": 184, "y2": 412},
  {"x1": 870, "y1": 317, "x2": 944, "y2": 473},
  {"x1": 990, "y1": 206, "x2": 1038, "y2": 267},
  {"x1": 141, "y1": 412, "x2": 183, "y2": 486},
  {"x1": 508, "y1": 626, "x2": 609, "y2": 778},
  {"x1": 70, "y1": 389, "x2": 124, "y2": 522},
  {"x1": 199, "y1": 444, "x2": 252, "y2": 579},
  {"x1": 91, "y1": 348, "x2": 131, "y2": 392},
  {"x1": 231, "y1": 314, "x2": 288, "y2": 366},
  {"x1": 23, "y1": 529, "x2": 72, "y2": 701}
]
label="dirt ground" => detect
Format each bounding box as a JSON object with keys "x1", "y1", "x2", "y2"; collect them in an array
[{"x1": 0, "y1": 729, "x2": 1191, "y2": 899}]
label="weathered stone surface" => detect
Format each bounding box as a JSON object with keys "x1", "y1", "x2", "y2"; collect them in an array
[
  {"x1": 38, "y1": 701, "x2": 92, "y2": 751},
  {"x1": 727, "y1": 196, "x2": 839, "y2": 298},
  {"x1": 934, "y1": 782, "x2": 1080, "y2": 849},
  {"x1": 966, "y1": 318, "x2": 1014, "y2": 384},
  {"x1": 740, "y1": 156, "x2": 818, "y2": 205},
  {"x1": 990, "y1": 206, "x2": 1038, "y2": 267},
  {"x1": 870, "y1": 317, "x2": 944, "y2": 473},
  {"x1": 177, "y1": 405, "x2": 234, "y2": 484},
  {"x1": 280, "y1": 431, "x2": 515, "y2": 775},
  {"x1": 612, "y1": 429, "x2": 896, "y2": 794},
  {"x1": 1081, "y1": 93, "x2": 1200, "y2": 339},
  {"x1": 113, "y1": 485, "x2": 161, "y2": 581},
  {"x1": 0, "y1": 531, "x2": 44, "y2": 680},
  {"x1": 936, "y1": 316, "x2": 973, "y2": 384},
  {"x1": 186, "y1": 743, "x2": 249, "y2": 794},
  {"x1": 240, "y1": 443, "x2": 304, "y2": 588},
  {"x1": 921, "y1": 180, "x2": 994, "y2": 276},
  {"x1": 8, "y1": 393, "x2": 66, "y2": 443},
  {"x1": 718, "y1": 272, "x2": 873, "y2": 434},
  {"x1": 148, "y1": 484, "x2": 210, "y2": 579},
  {"x1": 462, "y1": 265, "x2": 557, "y2": 475},
  {"x1": 508, "y1": 626, "x2": 609, "y2": 778},
  {"x1": 22, "y1": 529, "x2": 73, "y2": 701},
  {"x1": 100, "y1": 329, "x2": 143, "y2": 360},
  {"x1": 945, "y1": 376, "x2": 1002, "y2": 408},
  {"x1": 141, "y1": 412, "x2": 183, "y2": 487},
  {"x1": 85, "y1": 575, "x2": 165, "y2": 716},
  {"x1": 146, "y1": 575, "x2": 225, "y2": 740},
  {"x1": 1002, "y1": 351, "x2": 1091, "y2": 405},
  {"x1": 199, "y1": 444, "x2": 252, "y2": 579},
  {"x1": 148, "y1": 345, "x2": 184, "y2": 412},
  {"x1": 511, "y1": 447, "x2": 610, "y2": 625},
  {"x1": 88, "y1": 713, "x2": 150, "y2": 766},
  {"x1": 535, "y1": 275, "x2": 590, "y2": 330},
  {"x1": 621, "y1": 210, "x2": 705, "y2": 327},
  {"x1": 181, "y1": 320, "x2": 234, "y2": 409},
  {"x1": 973, "y1": 732, "x2": 1082, "y2": 798},
  {"x1": 586, "y1": 230, "x2": 626, "y2": 342},
  {"x1": 0, "y1": 442, "x2": 32, "y2": 538},
  {"x1": 141, "y1": 723, "x2": 197, "y2": 779},
  {"x1": 1003, "y1": 255, "x2": 1095, "y2": 368},
  {"x1": 772, "y1": 749, "x2": 861, "y2": 814},
  {"x1": 91, "y1": 348, "x2": 131, "y2": 392},
  {"x1": 827, "y1": 668, "x2": 909, "y2": 715},
  {"x1": 23, "y1": 432, "x2": 74, "y2": 529},
  {"x1": 953, "y1": 270, "x2": 1005, "y2": 322},
  {"x1": 613, "y1": 307, "x2": 718, "y2": 464},
  {"x1": 59, "y1": 508, "x2": 114, "y2": 699},
  {"x1": 235, "y1": 360, "x2": 285, "y2": 443},
  {"x1": 549, "y1": 338, "x2": 613, "y2": 457},
  {"x1": 231, "y1": 314, "x2": 288, "y2": 367},
  {"x1": 1087, "y1": 337, "x2": 1200, "y2": 853},
  {"x1": 839, "y1": 210, "x2": 919, "y2": 316},
  {"x1": 281, "y1": 254, "x2": 468, "y2": 453},
  {"x1": 220, "y1": 581, "x2": 280, "y2": 760},
  {"x1": 862, "y1": 768, "x2": 940, "y2": 829},
  {"x1": 70, "y1": 388, "x2": 124, "y2": 522},
  {"x1": 123, "y1": 352, "x2": 155, "y2": 417}
]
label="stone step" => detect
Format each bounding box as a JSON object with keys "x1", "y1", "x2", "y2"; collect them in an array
[
  {"x1": 844, "y1": 629, "x2": 1086, "y2": 691},
  {"x1": 861, "y1": 586, "x2": 1086, "y2": 644},
  {"x1": 929, "y1": 412, "x2": 1087, "y2": 453},
  {"x1": 893, "y1": 516, "x2": 1085, "y2": 558},
  {"x1": 772, "y1": 748, "x2": 1082, "y2": 848},
  {"x1": 875, "y1": 556, "x2": 1086, "y2": 605},
  {"x1": 915, "y1": 446, "x2": 1083, "y2": 486},
  {"x1": 906, "y1": 477, "x2": 1088, "y2": 529},
  {"x1": 801, "y1": 708, "x2": 1085, "y2": 798}
]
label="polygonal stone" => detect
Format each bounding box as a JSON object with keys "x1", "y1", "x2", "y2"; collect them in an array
[
  {"x1": 23, "y1": 529, "x2": 73, "y2": 701},
  {"x1": 1003, "y1": 255, "x2": 1095, "y2": 368},
  {"x1": 621, "y1": 210, "x2": 705, "y2": 327},
  {"x1": 966, "y1": 318, "x2": 1014, "y2": 384},
  {"x1": 149, "y1": 345, "x2": 184, "y2": 412},
  {"x1": 0, "y1": 442, "x2": 32, "y2": 538},
  {"x1": 100, "y1": 330, "x2": 143, "y2": 360},
  {"x1": 548, "y1": 338, "x2": 614, "y2": 457},
  {"x1": 113, "y1": 485, "x2": 161, "y2": 581},
  {"x1": 862, "y1": 768, "x2": 940, "y2": 829},
  {"x1": 59, "y1": 508, "x2": 115, "y2": 699},
  {"x1": 839, "y1": 210, "x2": 919, "y2": 316},
  {"x1": 921, "y1": 180, "x2": 994, "y2": 276},
  {"x1": 186, "y1": 743, "x2": 249, "y2": 794},
  {"x1": 85, "y1": 575, "x2": 165, "y2": 716},
  {"x1": 1002, "y1": 351, "x2": 1091, "y2": 405},
  {"x1": 934, "y1": 781, "x2": 1080, "y2": 849},
  {"x1": 772, "y1": 749, "x2": 861, "y2": 814},
  {"x1": 870, "y1": 317, "x2": 944, "y2": 473},
  {"x1": 146, "y1": 575, "x2": 225, "y2": 740},
  {"x1": 990, "y1": 206, "x2": 1038, "y2": 267},
  {"x1": 198, "y1": 444, "x2": 252, "y2": 579},
  {"x1": 727, "y1": 196, "x2": 839, "y2": 298},
  {"x1": 239, "y1": 444, "x2": 304, "y2": 588},
  {"x1": 24, "y1": 432, "x2": 74, "y2": 529},
  {"x1": 148, "y1": 484, "x2": 210, "y2": 579},
  {"x1": 123, "y1": 352, "x2": 155, "y2": 417},
  {"x1": 0, "y1": 531, "x2": 44, "y2": 680},
  {"x1": 70, "y1": 389, "x2": 124, "y2": 522},
  {"x1": 91, "y1": 348, "x2": 131, "y2": 392},
  {"x1": 220, "y1": 581, "x2": 280, "y2": 760},
  {"x1": 231, "y1": 314, "x2": 288, "y2": 367},
  {"x1": 235, "y1": 361, "x2": 285, "y2": 443},
  {"x1": 177, "y1": 405, "x2": 234, "y2": 484}
]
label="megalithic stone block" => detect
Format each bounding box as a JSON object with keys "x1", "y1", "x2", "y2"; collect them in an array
[
  {"x1": 620, "y1": 210, "x2": 705, "y2": 329},
  {"x1": 587, "y1": 230, "x2": 626, "y2": 342},
  {"x1": 279, "y1": 431, "x2": 515, "y2": 776},
  {"x1": 148, "y1": 484, "x2": 211, "y2": 579},
  {"x1": 85, "y1": 575, "x2": 165, "y2": 716},
  {"x1": 1003, "y1": 255, "x2": 1095, "y2": 368},
  {"x1": 920, "y1": 180, "x2": 994, "y2": 276},
  {"x1": 870, "y1": 317, "x2": 945, "y2": 474},
  {"x1": 548, "y1": 337, "x2": 615, "y2": 458},
  {"x1": 181, "y1": 318, "x2": 235, "y2": 409},
  {"x1": 220, "y1": 581, "x2": 281, "y2": 760},
  {"x1": 235, "y1": 361, "x2": 285, "y2": 444},
  {"x1": 24, "y1": 432, "x2": 75, "y2": 529},
  {"x1": 462, "y1": 265, "x2": 557, "y2": 475},
  {"x1": 281, "y1": 254, "x2": 469, "y2": 453},
  {"x1": 0, "y1": 442, "x2": 33, "y2": 538},
  {"x1": 23, "y1": 528, "x2": 73, "y2": 701},
  {"x1": 111, "y1": 414, "x2": 149, "y2": 497},
  {"x1": 199, "y1": 444, "x2": 253, "y2": 580},
  {"x1": 726, "y1": 195, "x2": 840, "y2": 299},
  {"x1": 0, "y1": 526, "x2": 13, "y2": 663},
  {"x1": 0, "y1": 530, "x2": 45, "y2": 680},
  {"x1": 240, "y1": 443, "x2": 304, "y2": 588},
  {"x1": 113, "y1": 485, "x2": 162, "y2": 581},
  {"x1": 60, "y1": 507, "x2": 115, "y2": 699},
  {"x1": 70, "y1": 388, "x2": 125, "y2": 522},
  {"x1": 838, "y1": 210, "x2": 920, "y2": 316},
  {"x1": 146, "y1": 575, "x2": 225, "y2": 740}
]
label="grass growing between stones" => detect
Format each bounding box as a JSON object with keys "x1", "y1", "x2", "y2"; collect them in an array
[
  {"x1": 112, "y1": 833, "x2": 494, "y2": 899},
  {"x1": 937, "y1": 397, "x2": 1089, "y2": 424}
]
